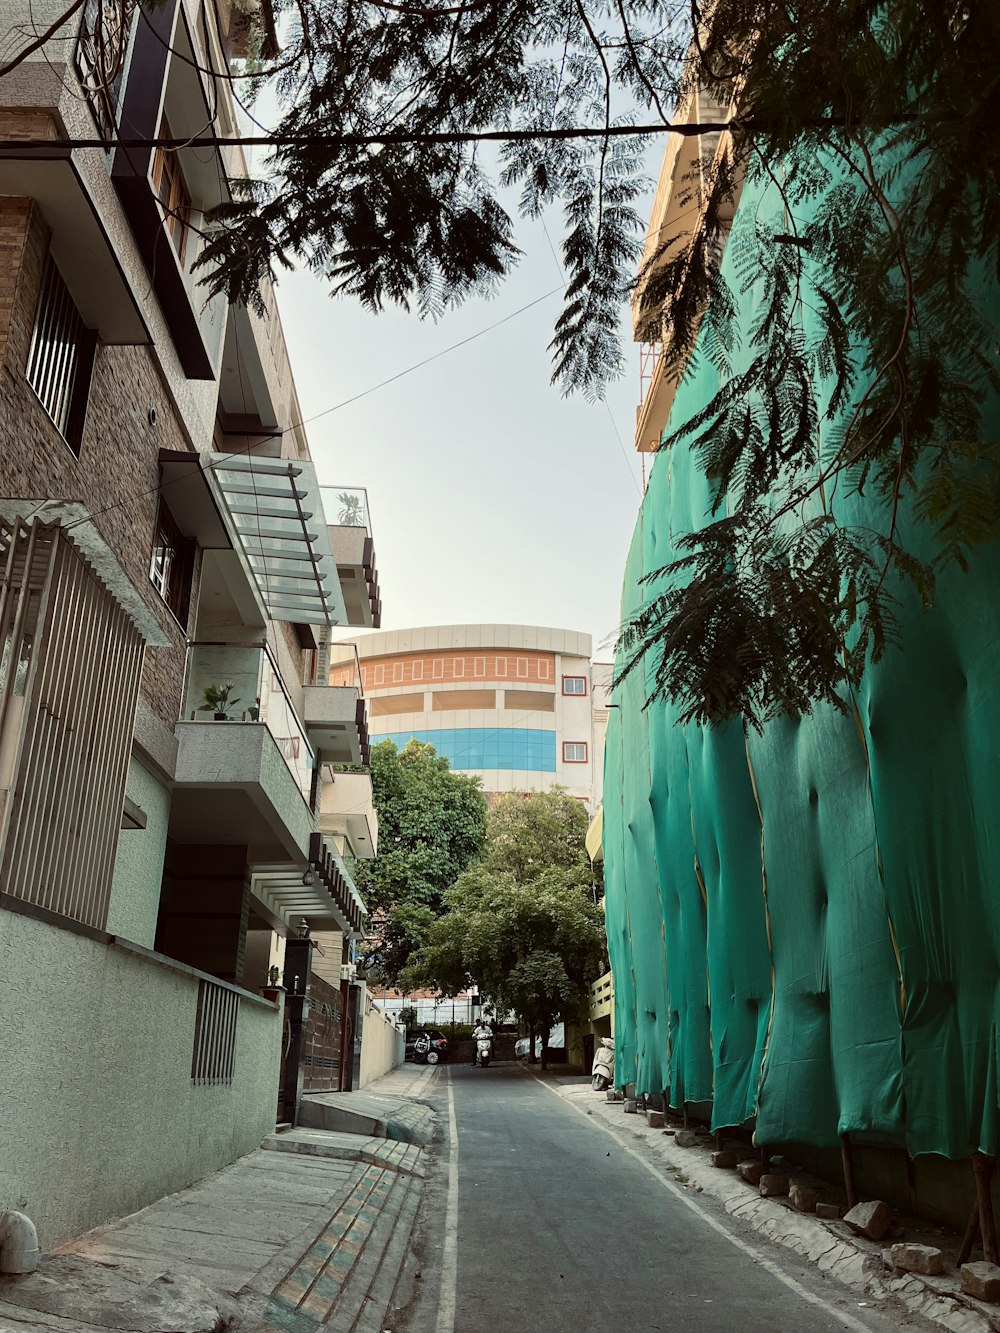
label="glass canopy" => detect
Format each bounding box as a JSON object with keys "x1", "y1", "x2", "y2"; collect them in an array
[{"x1": 205, "y1": 453, "x2": 347, "y2": 627}]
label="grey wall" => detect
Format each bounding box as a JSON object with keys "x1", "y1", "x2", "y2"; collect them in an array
[
  {"x1": 107, "y1": 758, "x2": 171, "y2": 948},
  {"x1": 0, "y1": 908, "x2": 282, "y2": 1248}
]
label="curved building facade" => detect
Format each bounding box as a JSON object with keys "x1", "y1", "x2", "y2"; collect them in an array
[{"x1": 334, "y1": 625, "x2": 598, "y2": 802}]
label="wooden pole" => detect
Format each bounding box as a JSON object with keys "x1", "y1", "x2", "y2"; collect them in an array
[
  {"x1": 841, "y1": 1134, "x2": 858, "y2": 1211},
  {"x1": 972, "y1": 1154, "x2": 998, "y2": 1266},
  {"x1": 958, "y1": 1200, "x2": 981, "y2": 1267}
]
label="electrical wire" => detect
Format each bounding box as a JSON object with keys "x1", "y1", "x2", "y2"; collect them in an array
[{"x1": 64, "y1": 284, "x2": 565, "y2": 533}]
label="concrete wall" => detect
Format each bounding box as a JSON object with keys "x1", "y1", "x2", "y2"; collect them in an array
[
  {"x1": 107, "y1": 758, "x2": 171, "y2": 948},
  {"x1": 359, "y1": 1000, "x2": 404, "y2": 1088},
  {"x1": 0, "y1": 907, "x2": 282, "y2": 1248}
]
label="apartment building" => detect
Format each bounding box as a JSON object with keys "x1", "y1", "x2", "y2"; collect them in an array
[
  {"x1": 338, "y1": 624, "x2": 601, "y2": 804},
  {"x1": 0, "y1": 0, "x2": 383, "y2": 1248}
]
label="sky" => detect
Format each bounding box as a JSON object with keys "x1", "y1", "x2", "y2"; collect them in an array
[{"x1": 272, "y1": 217, "x2": 649, "y2": 662}]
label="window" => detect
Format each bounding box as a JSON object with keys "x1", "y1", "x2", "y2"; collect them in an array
[
  {"x1": 432, "y1": 658, "x2": 444, "y2": 679},
  {"x1": 474, "y1": 656, "x2": 486, "y2": 677},
  {"x1": 149, "y1": 499, "x2": 195, "y2": 626},
  {"x1": 150, "y1": 120, "x2": 192, "y2": 265},
  {"x1": 453, "y1": 657, "x2": 465, "y2": 678},
  {"x1": 26, "y1": 256, "x2": 97, "y2": 454},
  {"x1": 562, "y1": 676, "x2": 587, "y2": 696},
  {"x1": 373, "y1": 663, "x2": 385, "y2": 685},
  {"x1": 495, "y1": 656, "x2": 507, "y2": 676},
  {"x1": 516, "y1": 657, "x2": 528, "y2": 678},
  {"x1": 562, "y1": 741, "x2": 588, "y2": 763},
  {"x1": 393, "y1": 661, "x2": 404, "y2": 683},
  {"x1": 412, "y1": 660, "x2": 424, "y2": 681}
]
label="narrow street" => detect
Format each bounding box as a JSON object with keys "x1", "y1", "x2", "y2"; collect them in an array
[{"x1": 407, "y1": 1065, "x2": 926, "y2": 1333}]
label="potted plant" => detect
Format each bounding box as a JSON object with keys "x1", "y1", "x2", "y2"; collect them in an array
[
  {"x1": 199, "y1": 683, "x2": 241, "y2": 720},
  {"x1": 262, "y1": 964, "x2": 284, "y2": 1003},
  {"x1": 336, "y1": 491, "x2": 364, "y2": 526}
]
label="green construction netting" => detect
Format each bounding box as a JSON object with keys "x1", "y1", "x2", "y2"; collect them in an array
[{"x1": 603, "y1": 163, "x2": 1000, "y2": 1158}]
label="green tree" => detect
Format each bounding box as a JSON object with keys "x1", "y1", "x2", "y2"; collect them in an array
[
  {"x1": 356, "y1": 738, "x2": 487, "y2": 986},
  {"x1": 189, "y1": 0, "x2": 1000, "y2": 725},
  {"x1": 405, "y1": 790, "x2": 606, "y2": 1067}
]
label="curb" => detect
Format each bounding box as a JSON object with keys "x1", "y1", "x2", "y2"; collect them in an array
[{"x1": 560, "y1": 1084, "x2": 998, "y2": 1333}]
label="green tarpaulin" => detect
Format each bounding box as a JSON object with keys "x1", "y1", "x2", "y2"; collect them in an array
[{"x1": 604, "y1": 164, "x2": 1000, "y2": 1158}]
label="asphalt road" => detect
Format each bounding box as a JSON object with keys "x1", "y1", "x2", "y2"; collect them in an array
[{"x1": 408, "y1": 1063, "x2": 926, "y2": 1333}]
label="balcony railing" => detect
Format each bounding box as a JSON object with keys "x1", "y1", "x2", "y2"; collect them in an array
[
  {"x1": 184, "y1": 641, "x2": 315, "y2": 802},
  {"x1": 321, "y1": 486, "x2": 372, "y2": 538},
  {"x1": 327, "y1": 642, "x2": 364, "y2": 692}
]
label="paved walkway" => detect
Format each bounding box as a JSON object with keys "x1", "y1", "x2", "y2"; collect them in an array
[{"x1": 0, "y1": 1065, "x2": 441, "y2": 1333}]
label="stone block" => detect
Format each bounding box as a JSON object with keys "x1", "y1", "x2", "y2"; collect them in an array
[
  {"x1": 623, "y1": 1099, "x2": 638, "y2": 1114},
  {"x1": 843, "y1": 1200, "x2": 892, "y2": 1241},
  {"x1": 789, "y1": 1183, "x2": 817, "y2": 1213},
  {"x1": 673, "y1": 1129, "x2": 699, "y2": 1147},
  {"x1": 962, "y1": 1262, "x2": 1000, "y2": 1303},
  {"x1": 890, "y1": 1243, "x2": 944, "y2": 1276},
  {"x1": 737, "y1": 1160, "x2": 765, "y2": 1186},
  {"x1": 711, "y1": 1150, "x2": 739, "y2": 1169},
  {"x1": 759, "y1": 1173, "x2": 789, "y2": 1198},
  {"x1": 815, "y1": 1202, "x2": 841, "y2": 1220},
  {"x1": 647, "y1": 1110, "x2": 665, "y2": 1128}
]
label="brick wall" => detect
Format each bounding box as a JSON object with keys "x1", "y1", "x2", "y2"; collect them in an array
[{"x1": 0, "y1": 198, "x2": 194, "y2": 728}]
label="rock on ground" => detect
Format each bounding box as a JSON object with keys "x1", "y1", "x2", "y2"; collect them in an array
[
  {"x1": 843, "y1": 1200, "x2": 892, "y2": 1242},
  {"x1": 891, "y1": 1244, "x2": 944, "y2": 1276},
  {"x1": 737, "y1": 1160, "x2": 765, "y2": 1186},
  {"x1": 815, "y1": 1202, "x2": 840, "y2": 1219},
  {"x1": 789, "y1": 1183, "x2": 817, "y2": 1213},
  {"x1": 760, "y1": 1174, "x2": 789, "y2": 1198},
  {"x1": 673, "y1": 1130, "x2": 699, "y2": 1148},
  {"x1": 962, "y1": 1261, "x2": 1000, "y2": 1302},
  {"x1": 712, "y1": 1150, "x2": 739, "y2": 1169}
]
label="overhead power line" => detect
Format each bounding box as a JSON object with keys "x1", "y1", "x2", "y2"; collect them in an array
[{"x1": 0, "y1": 120, "x2": 732, "y2": 155}]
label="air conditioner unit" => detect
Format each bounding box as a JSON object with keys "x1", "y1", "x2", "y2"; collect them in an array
[{"x1": 340, "y1": 963, "x2": 357, "y2": 983}]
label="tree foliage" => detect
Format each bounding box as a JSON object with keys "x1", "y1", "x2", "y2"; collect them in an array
[
  {"x1": 192, "y1": 0, "x2": 1000, "y2": 725},
  {"x1": 404, "y1": 790, "x2": 605, "y2": 1051},
  {"x1": 355, "y1": 738, "x2": 487, "y2": 985}
]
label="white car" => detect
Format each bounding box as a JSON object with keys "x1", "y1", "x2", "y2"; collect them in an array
[{"x1": 514, "y1": 1024, "x2": 564, "y2": 1058}]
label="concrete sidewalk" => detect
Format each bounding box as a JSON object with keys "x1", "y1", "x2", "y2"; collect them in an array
[
  {"x1": 297, "y1": 1062, "x2": 438, "y2": 1148},
  {"x1": 0, "y1": 1066, "x2": 442, "y2": 1333}
]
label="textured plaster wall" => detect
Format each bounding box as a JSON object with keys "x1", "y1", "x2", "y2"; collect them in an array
[
  {"x1": 359, "y1": 1004, "x2": 404, "y2": 1088},
  {"x1": 106, "y1": 759, "x2": 171, "y2": 947},
  {"x1": 0, "y1": 909, "x2": 282, "y2": 1248}
]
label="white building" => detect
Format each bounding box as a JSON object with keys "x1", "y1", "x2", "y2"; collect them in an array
[{"x1": 335, "y1": 625, "x2": 601, "y2": 804}]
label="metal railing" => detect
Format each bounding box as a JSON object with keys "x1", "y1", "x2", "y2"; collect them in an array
[
  {"x1": 191, "y1": 977, "x2": 240, "y2": 1085},
  {"x1": 184, "y1": 640, "x2": 315, "y2": 801},
  {"x1": 326, "y1": 641, "x2": 363, "y2": 693},
  {"x1": 320, "y1": 486, "x2": 372, "y2": 537}
]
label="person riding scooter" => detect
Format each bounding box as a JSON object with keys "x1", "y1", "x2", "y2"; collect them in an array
[{"x1": 471, "y1": 1020, "x2": 493, "y2": 1067}]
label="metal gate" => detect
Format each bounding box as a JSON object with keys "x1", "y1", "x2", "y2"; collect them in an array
[{"x1": 302, "y1": 972, "x2": 344, "y2": 1092}]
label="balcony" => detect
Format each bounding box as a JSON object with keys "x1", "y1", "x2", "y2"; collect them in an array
[
  {"x1": 303, "y1": 643, "x2": 370, "y2": 768},
  {"x1": 181, "y1": 639, "x2": 314, "y2": 800},
  {"x1": 318, "y1": 770, "x2": 379, "y2": 860},
  {"x1": 0, "y1": 110, "x2": 150, "y2": 346},
  {"x1": 321, "y1": 487, "x2": 381, "y2": 628}
]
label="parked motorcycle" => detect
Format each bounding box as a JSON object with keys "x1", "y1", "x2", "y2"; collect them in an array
[{"x1": 591, "y1": 1037, "x2": 614, "y2": 1091}]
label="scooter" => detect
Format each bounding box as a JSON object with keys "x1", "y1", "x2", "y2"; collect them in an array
[
  {"x1": 591, "y1": 1037, "x2": 614, "y2": 1090},
  {"x1": 474, "y1": 1034, "x2": 493, "y2": 1067}
]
